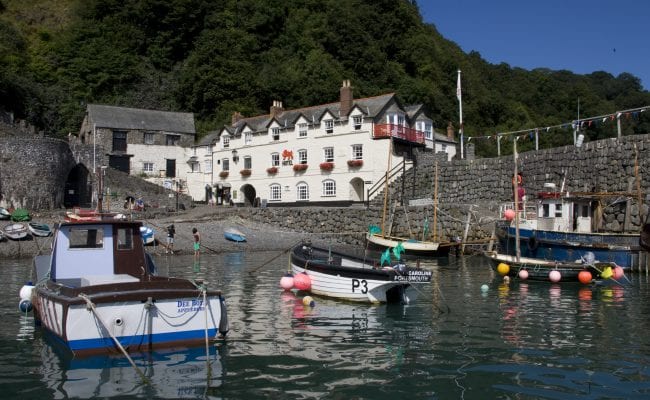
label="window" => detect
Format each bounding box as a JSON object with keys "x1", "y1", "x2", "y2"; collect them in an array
[
  {"x1": 296, "y1": 182, "x2": 309, "y2": 201},
  {"x1": 205, "y1": 160, "x2": 212, "y2": 173},
  {"x1": 116, "y1": 228, "x2": 134, "y2": 250},
  {"x1": 271, "y1": 153, "x2": 280, "y2": 167},
  {"x1": 69, "y1": 228, "x2": 104, "y2": 249},
  {"x1": 166, "y1": 134, "x2": 180, "y2": 146},
  {"x1": 143, "y1": 162, "x2": 154, "y2": 173},
  {"x1": 144, "y1": 132, "x2": 155, "y2": 144},
  {"x1": 322, "y1": 180, "x2": 336, "y2": 197},
  {"x1": 223, "y1": 136, "x2": 230, "y2": 149},
  {"x1": 244, "y1": 156, "x2": 252, "y2": 169},
  {"x1": 112, "y1": 130, "x2": 127, "y2": 152},
  {"x1": 270, "y1": 184, "x2": 281, "y2": 201},
  {"x1": 323, "y1": 147, "x2": 334, "y2": 162},
  {"x1": 190, "y1": 161, "x2": 200, "y2": 173},
  {"x1": 324, "y1": 119, "x2": 334, "y2": 134},
  {"x1": 353, "y1": 115, "x2": 362, "y2": 130},
  {"x1": 297, "y1": 149, "x2": 308, "y2": 164},
  {"x1": 206, "y1": 145, "x2": 213, "y2": 155},
  {"x1": 398, "y1": 115, "x2": 405, "y2": 126},
  {"x1": 222, "y1": 158, "x2": 229, "y2": 171},
  {"x1": 352, "y1": 144, "x2": 363, "y2": 160},
  {"x1": 424, "y1": 122, "x2": 432, "y2": 140},
  {"x1": 298, "y1": 123, "x2": 307, "y2": 137},
  {"x1": 245, "y1": 132, "x2": 252, "y2": 145},
  {"x1": 272, "y1": 127, "x2": 280, "y2": 141}
]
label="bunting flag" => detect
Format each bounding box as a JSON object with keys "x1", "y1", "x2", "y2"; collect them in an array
[
  {"x1": 380, "y1": 248, "x2": 392, "y2": 266},
  {"x1": 392, "y1": 242, "x2": 405, "y2": 260},
  {"x1": 368, "y1": 225, "x2": 381, "y2": 235}
]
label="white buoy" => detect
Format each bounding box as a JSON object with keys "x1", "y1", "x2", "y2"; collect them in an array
[
  {"x1": 18, "y1": 282, "x2": 35, "y2": 313},
  {"x1": 481, "y1": 284, "x2": 489, "y2": 292}
]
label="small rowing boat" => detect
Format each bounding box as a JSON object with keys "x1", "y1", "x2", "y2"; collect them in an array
[
  {"x1": 28, "y1": 222, "x2": 52, "y2": 237},
  {"x1": 224, "y1": 227, "x2": 246, "y2": 242},
  {"x1": 3, "y1": 223, "x2": 29, "y2": 240}
]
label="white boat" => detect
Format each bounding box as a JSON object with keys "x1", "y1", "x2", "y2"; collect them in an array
[
  {"x1": 28, "y1": 222, "x2": 52, "y2": 237},
  {"x1": 24, "y1": 218, "x2": 229, "y2": 356},
  {"x1": 289, "y1": 241, "x2": 432, "y2": 304},
  {"x1": 366, "y1": 233, "x2": 451, "y2": 256},
  {"x1": 0, "y1": 207, "x2": 10, "y2": 220},
  {"x1": 4, "y1": 223, "x2": 29, "y2": 240}
]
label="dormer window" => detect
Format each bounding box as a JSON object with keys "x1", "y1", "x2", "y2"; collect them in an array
[
  {"x1": 245, "y1": 132, "x2": 252, "y2": 145},
  {"x1": 223, "y1": 136, "x2": 230, "y2": 149},
  {"x1": 298, "y1": 123, "x2": 307, "y2": 137},
  {"x1": 353, "y1": 115, "x2": 362, "y2": 130},
  {"x1": 272, "y1": 127, "x2": 280, "y2": 141},
  {"x1": 324, "y1": 119, "x2": 334, "y2": 134}
]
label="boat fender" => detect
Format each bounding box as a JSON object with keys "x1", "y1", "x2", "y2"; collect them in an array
[
  {"x1": 218, "y1": 296, "x2": 229, "y2": 337},
  {"x1": 19, "y1": 299, "x2": 32, "y2": 313},
  {"x1": 527, "y1": 234, "x2": 539, "y2": 251}
]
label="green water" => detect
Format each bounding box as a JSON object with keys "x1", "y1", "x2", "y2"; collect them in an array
[{"x1": 1, "y1": 251, "x2": 650, "y2": 399}]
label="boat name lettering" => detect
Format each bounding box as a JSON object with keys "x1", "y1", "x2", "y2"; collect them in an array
[
  {"x1": 352, "y1": 279, "x2": 368, "y2": 294},
  {"x1": 177, "y1": 299, "x2": 204, "y2": 313},
  {"x1": 394, "y1": 271, "x2": 432, "y2": 282}
]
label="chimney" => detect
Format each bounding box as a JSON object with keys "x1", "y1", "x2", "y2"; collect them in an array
[
  {"x1": 270, "y1": 100, "x2": 284, "y2": 118},
  {"x1": 447, "y1": 121, "x2": 455, "y2": 140},
  {"x1": 231, "y1": 111, "x2": 243, "y2": 125},
  {"x1": 340, "y1": 80, "x2": 353, "y2": 117}
]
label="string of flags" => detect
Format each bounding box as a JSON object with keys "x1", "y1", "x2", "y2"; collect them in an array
[{"x1": 465, "y1": 105, "x2": 648, "y2": 143}]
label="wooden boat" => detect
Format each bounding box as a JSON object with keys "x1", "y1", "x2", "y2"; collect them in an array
[
  {"x1": 483, "y1": 251, "x2": 618, "y2": 282},
  {"x1": 23, "y1": 218, "x2": 229, "y2": 356},
  {"x1": 366, "y1": 233, "x2": 451, "y2": 256},
  {"x1": 289, "y1": 241, "x2": 432, "y2": 303},
  {"x1": 224, "y1": 227, "x2": 246, "y2": 242},
  {"x1": 139, "y1": 225, "x2": 155, "y2": 245},
  {"x1": 496, "y1": 182, "x2": 641, "y2": 270},
  {"x1": 0, "y1": 207, "x2": 10, "y2": 220},
  {"x1": 28, "y1": 222, "x2": 52, "y2": 237},
  {"x1": 3, "y1": 222, "x2": 29, "y2": 240}
]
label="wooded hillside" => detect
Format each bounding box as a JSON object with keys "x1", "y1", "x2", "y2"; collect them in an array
[{"x1": 1, "y1": 0, "x2": 648, "y2": 156}]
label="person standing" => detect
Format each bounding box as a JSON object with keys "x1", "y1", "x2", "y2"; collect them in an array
[
  {"x1": 192, "y1": 227, "x2": 201, "y2": 258},
  {"x1": 166, "y1": 224, "x2": 175, "y2": 254}
]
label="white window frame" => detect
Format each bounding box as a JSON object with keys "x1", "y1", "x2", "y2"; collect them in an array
[
  {"x1": 298, "y1": 123, "x2": 307, "y2": 137},
  {"x1": 272, "y1": 127, "x2": 280, "y2": 141},
  {"x1": 353, "y1": 115, "x2": 362, "y2": 130},
  {"x1": 352, "y1": 144, "x2": 363, "y2": 160},
  {"x1": 191, "y1": 162, "x2": 201, "y2": 173},
  {"x1": 298, "y1": 149, "x2": 308, "y2": 165},
  {"x1": 296, "y1": 182, "x2": 309, "y2": 201},
  {"x1": 205, "y1": 160, "x2": 212, "y2": 173},
  {"x1": 322, "y1": 179, "x2": 336, "y2": 197},
  {"x1": 243, "y1": 156, "x2": 252, "y2": 170},
  {"x1": 271, "y1": 153, "x2": 280, "y2": 167},
  {"x1": 323, "y1": 147, "x2": 334, "y2": 162},
  {"x1": 222, "y1": 135, "x2": 230, "y2": 149},
  {"x1": 324, "y1": 119, "x2": 334, "y2": 134},
  {"x1": 222, "y1": 158, "x2": 229, "y2": 171},
  {"x1": 143, "y1": 162, "x2": 154, "y2": 173},
  {"x1": 270, "y1": 184, "x2": 281, "y2": 201},
  {"x1": 144, "y1": 132, "x2": 155, "y2": 145}
]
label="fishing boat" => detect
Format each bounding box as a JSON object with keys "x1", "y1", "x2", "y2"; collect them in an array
[
  {"x1": 22, "y1": 217, "x2": 229, "y2": 356},
  {"x1": 224, "y1": 227, "x2": 246, "y2": 242},
  {"x1": 139, "y1": 225, "x2": 155, "y2": 245},
  {"x1": 484, "y1": 251, "x2": 619, "y2": 282},
  {"x1": 0, "y1": 207, "x2": 10, "y2": 220},
  {"x1": 288, "y1": 241, "x2": 432, "y2": 304},
  {"x1": 496, "y1": 182, "x2": 641, "y2": 270},
  {"x1": 3, "y1": 222, "x2": 29, "y2": 240},
  {"x1": 28, "y1": 222, "x2": 52, "y2": 237}
]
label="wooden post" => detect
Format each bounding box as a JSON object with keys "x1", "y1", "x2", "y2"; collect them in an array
[{"x1": 461, "y1": 205, "x2": 472, "y2": 254}]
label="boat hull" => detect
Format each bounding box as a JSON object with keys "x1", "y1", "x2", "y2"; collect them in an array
[
  {"x1": 28, "y1": 222, "x2": 52, "y2": 237},
  {"x1": 290, "y1": 244, "x2": 432, "y2": 303},
  {"x1": 3, "y1": 223, "x2": 29, "y2": 240},
  {"x1": 366, "y1": 233, "x2": 451, "y2": 257},
  {"x1": 33, "y1": 282, "x2": 227, "y2": 356},
  {"x1": 484, "y1": 252, "x2": 613, "y2": 282},
  {"x1": 496, "y1": 222, "x2": 640, "y2": 269},
  {"x1": 224, "y1": 229, "x2": 246, "y2": 242}
]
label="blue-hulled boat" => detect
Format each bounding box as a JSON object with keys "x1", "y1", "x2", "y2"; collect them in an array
[
  {"x1": 224, "y1": 227, "x2": 246, "y2": 242},
  {"x1": 496, "y1": 183, "x2": 641, "y2": 270}
]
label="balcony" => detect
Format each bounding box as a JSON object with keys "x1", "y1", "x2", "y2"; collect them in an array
[{"x1": 373, "y1": 124, "x2": 425, "y2": 144}]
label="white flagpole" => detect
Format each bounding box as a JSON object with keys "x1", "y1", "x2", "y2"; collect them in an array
[{"x1": 457, "y1": 69, "x2": 464, "y2": 159}]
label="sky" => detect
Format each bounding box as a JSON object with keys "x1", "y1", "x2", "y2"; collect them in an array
[{"x1": 419, "y1": 0, "x2": 649, "y2": 90}]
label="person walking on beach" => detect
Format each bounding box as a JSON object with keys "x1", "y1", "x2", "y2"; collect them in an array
[
  {"x1": 166, "y1": 224, "x2": 175, "y2": 254},
  {"x1": 192, "y1": 227, "x2": 201, "y2": 258}
]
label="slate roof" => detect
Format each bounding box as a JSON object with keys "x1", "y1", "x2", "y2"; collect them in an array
[{"x1": 88, "y1": 104, "x2": 195, "y2": 134}]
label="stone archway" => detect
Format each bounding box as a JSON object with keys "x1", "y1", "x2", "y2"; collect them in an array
[
  {"x1": 240, "y1": 184, "x2": 257, "y2": 207},
  {"x1": 64, "y1": 164, "x2": 92, "y2": 208},
  {"x1": 349, "y1": 177, "x2": 365, "y2": 202}
]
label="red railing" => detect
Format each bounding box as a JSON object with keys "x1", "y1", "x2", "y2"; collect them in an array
[{"x1": 373, "y1": 124, "x2": 425, "y2": 144}]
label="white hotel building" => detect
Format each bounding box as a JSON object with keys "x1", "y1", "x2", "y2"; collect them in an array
[{"x1": 188, "y1": 80, "x2": 456, "y2": 206}]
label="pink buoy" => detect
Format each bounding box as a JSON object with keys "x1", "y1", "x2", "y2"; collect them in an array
[
  {"x1": 518, "y1": 269, "x2": 529, "y2": 280},
  {"x1": 280, "y1": 274, "x2": 294, "y2": 290},
  {"x1": 293, "y1": 272, "x2": 311, "y2": 291},
  {"x1": 613, "y1": 266, "x2": 624, "y2": 280},
  {"x1": 549, "y1": 270, "x2": 561, "y2": 283},
  {"x1": 504, "y1": 209, "x2": 515, "y2": 221}
]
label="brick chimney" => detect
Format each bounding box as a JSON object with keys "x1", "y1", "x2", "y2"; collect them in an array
[
  {"x1": 339, "y1": 79, "x2": 353, "y2": 117},
  {"x1": 446, "y1": 121, "x2": 455, "y2": 140},
  {"x1": 231, "y1": 111, "x2": 243, "y2": 125},
  {"x1": 270, "y1": 100, "x2": 284, "y2": 118}
]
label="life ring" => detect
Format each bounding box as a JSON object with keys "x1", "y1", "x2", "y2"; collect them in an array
[{"x1": 527, "y1": 233, "x2": 539, "y2": 251}]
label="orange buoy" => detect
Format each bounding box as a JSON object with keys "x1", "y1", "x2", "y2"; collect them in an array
[{"x1": 578, "y1": 270, "x2": 592, "y2": 285}]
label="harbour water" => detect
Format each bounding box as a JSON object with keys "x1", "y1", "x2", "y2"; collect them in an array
[{"x1": 2, "y1": 250, "x2": 650, "y2": 399}]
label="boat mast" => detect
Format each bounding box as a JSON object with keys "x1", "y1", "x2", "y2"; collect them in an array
[
  {"x1": 513, "y1": 138, "x2": 520, "y2": 261},
  {"x1": 433, "y1": 161, "x2": 438, "y2": 241},
  {"x1": 381, "y1": 138, "x2": 393, "y2": 238}
]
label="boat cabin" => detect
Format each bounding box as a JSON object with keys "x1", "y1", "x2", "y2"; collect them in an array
[{"x1": 43, "y1": 220, "x2": 153, "y2": 287}]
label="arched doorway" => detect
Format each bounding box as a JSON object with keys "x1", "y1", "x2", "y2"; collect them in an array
[
  {"x1": 64, "y1": 164, "x2": 92, "y2": 208},
  {"x1": 349, "y1": 177, "x2": 365, "y2": 202},
  {"x1": 240, "y1": 184, "x2": 257, "y2": 207}
]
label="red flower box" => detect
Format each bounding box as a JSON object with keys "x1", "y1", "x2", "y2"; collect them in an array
[
  {"x1": 293, "y1": 164, "x2": 308, "y2": 172},
  {"x1": 266, "y1": 167, "x2": 278, "y2": 175},
  {"x1": 240, "y1": 169, "x2": 252, "y2": 177},
  {"x1": 219, "y1": 171, "x2": 229, "y2": 178},
  {"x1": 347, "y1": 159, "x2": 363, "y2": 167},
  {"x1": 319, "y1": 162, "x2": 334, "y2": 171}
]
